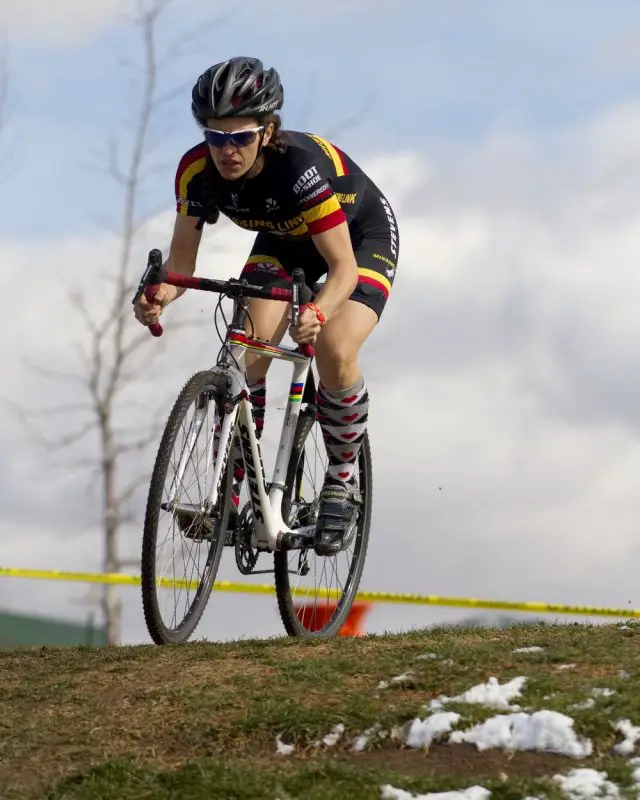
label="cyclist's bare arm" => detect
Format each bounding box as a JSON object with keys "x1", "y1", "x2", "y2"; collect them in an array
[
  {"x1": 311, "y1": 222, "x2": 359, "y2": 321},
  {"x1": 133, "y1": 214, "x2": 203, "y2": 326},
  {"x1": 162, "y1": 213, "x2": 204, "y2": 301}
]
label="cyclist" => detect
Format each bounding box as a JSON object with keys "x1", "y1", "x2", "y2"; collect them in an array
[{"x1": 134, "y1": 56, "x2": 400, "y2": 557}]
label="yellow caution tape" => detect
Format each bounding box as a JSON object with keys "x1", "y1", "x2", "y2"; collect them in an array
[{"x1": 0, "y1": 566, "x2": 638, "y2": 619}]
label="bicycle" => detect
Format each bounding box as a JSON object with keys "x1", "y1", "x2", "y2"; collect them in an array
[{"x1": 134, "y1": 248, "x2": 373, "y2": 645}]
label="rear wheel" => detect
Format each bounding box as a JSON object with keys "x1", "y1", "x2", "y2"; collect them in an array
[
  {"x1": 274, "y1": 404, "x2": 373, "y2": 637},
  {"x1": 141, "y1": 370, "x2": 234, "y2": 644}
]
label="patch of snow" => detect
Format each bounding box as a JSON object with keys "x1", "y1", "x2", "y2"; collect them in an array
[
  {"x1": 513, "y1": 646, "x2": 545, "y2": 653},
  {"x1": 416, "y1": 653, "x2": 440, "y2": 660},
  {"x1": 314, "y1": 722, "x2": 344, "y2": 748},
  {"x1": 553, "y1": 767, "x2": 620, "y2": 799},
  {"x1": 429, "y1": 676, "x2": 527, "y2": 712},
  {"x1": 380, "y1": 786, "x2": 490, "y2": 800},
  {"x1": 378, "y1": 672, "x2": 414, "y2": 689},
  {"x1": 352, "y1": 723, "x2": 383, "y2": 752},
  {"x1": 612, "y1": 719, "x2": 640, "y2": 755},
  {"x1": 449, "y1": 709, "x2": 592, "y2": 758},
  {"x1": 405, "y1": 711, "x2": 461, "y2": 749},
  {"x1": 591, "y1": 688, "x2": 616, "y2": 698},
  {"x1": 618, "y1": 670, "x2": 630, "y2": 679},
  {"x1": 275, "y1": 735, "x2": 294, "y2": 756},
  {"x1": 571, "y1": 687, "x2": 616, "y2": 712},
  {"x1": 569, "y1": 697, "x2": 596, "y2": 711},
  {"x1": 556, "y1": 663, "x2": 577, "y2": 671}
]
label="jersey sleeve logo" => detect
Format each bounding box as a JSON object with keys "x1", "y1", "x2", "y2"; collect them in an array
[
  {"x1": 291, "y1": 164, "x2": 347, "y2": 235},
  {"x1": 174, "y1": 145, "x2": 208, "y2": 217},
  {"x1": 292, "y1": 165, "x2": 323, "y2": 196}
]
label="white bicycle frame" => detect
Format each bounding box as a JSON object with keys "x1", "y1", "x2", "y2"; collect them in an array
[{"x1": 169, "y1": 325, "x2": 317, "y2": 552}]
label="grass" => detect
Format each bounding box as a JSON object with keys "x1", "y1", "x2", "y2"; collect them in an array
[{"x1": 2, "y1": 620, "x2": 640, "y2": 798}]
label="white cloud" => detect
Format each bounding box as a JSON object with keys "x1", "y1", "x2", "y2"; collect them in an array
[
  {"x1": 0, "y1": 0, "x2": 132, "y2": 44},
  {"x1": 3, "y1": 100, "x2": 640, "y2": 644}
]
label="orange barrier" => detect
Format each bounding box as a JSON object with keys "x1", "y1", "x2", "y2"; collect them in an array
[{"x1": 294, "y1": 600, "x2": 372, "y2": 636}]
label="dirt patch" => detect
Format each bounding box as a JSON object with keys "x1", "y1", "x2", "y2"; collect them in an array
[{"x1": 336, "y1": 742, "x2": 575, "y2": 779}]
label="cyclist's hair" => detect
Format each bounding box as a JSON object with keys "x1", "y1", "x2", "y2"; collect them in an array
[
  {"x1": 196, "y1": 114, "x2": 287, "y2": 230},
  {"x1": 262, "y1": 113, "x2": 288, "y2": 154}
]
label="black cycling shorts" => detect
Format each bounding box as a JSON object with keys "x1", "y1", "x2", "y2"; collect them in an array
[{"x1": 239, "y1": 226, "x2": 399, "y2": 320}]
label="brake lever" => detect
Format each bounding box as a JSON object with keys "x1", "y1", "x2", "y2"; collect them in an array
[
  {"x1": 133, "y1": 248, "x2": 164, "y2": 337},
  {"x1": 290, "y1": 268, "x2": 314, "y2": 359},
  {"x1": 133, "y1": 248, "x2": 163, "y2": 305}
]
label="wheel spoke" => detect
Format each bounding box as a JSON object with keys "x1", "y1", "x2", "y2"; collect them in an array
[
  {"x1": 274, "y1": 407, "x2": 371, "y2": 637},
  {"x1": 141, "y1": 373, "x2": 234, "y2": 644}
]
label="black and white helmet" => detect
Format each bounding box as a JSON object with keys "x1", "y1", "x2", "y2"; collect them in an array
[{"x1": 191, "y1": 56, "x2": 284, "y2": 125}]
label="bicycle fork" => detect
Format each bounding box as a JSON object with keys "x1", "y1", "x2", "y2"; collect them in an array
[{"x1": 165, "y1": 390, "x2": 239, "y2": 524}]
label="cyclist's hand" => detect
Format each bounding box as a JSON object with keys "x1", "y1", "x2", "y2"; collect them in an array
[
  {"x1": 134, "y1": 283, "x2": 178, "y2": 327},
  {"x1": 288, "y1": 306, "x2": 323, "y2": 345}
]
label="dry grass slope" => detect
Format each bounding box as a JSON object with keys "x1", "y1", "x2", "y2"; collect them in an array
[{"x1": 2, "y1": 622, "x2": 640, "y2": 799}]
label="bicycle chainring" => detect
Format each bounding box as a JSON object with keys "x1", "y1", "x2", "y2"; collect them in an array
[{"x1": 234, "y1": 502, "x2": 259, "y2": 574}]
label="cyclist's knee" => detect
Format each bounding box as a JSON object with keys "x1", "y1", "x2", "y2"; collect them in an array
[
  {"x1": 314, "y1": 301, "x2": 377, "y2": 389},
  {"x1": 315, "y1": 347, "x2": 360, "y2": 390}
]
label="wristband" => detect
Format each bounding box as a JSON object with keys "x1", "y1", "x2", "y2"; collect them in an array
[{"x1": 305, "y1": 302, "x2": 326, "y2": 326}]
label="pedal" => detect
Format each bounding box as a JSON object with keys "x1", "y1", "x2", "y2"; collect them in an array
[{"x1": 278, "y1": 531, "x2": 309, "y2": 551}]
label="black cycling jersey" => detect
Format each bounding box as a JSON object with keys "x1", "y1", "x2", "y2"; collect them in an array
[
  {"x1": 173, "y1": 129, "x2": 400, "y2": 319},
  {"x1": 174, "y1": 130, "x2": 398, "y2": 258}
]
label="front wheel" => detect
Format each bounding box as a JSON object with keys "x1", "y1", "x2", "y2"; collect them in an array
[
  {"x1": 274, "y1": 405, "x2": 373, "y2": 637},
  {"x1": 141, "y1": 370, "x2": 234, "y2": 645}
]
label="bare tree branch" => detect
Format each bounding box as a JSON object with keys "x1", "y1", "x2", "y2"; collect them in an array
[
  {"x1": 113, "y1": 423, "x2": 164, "y2": 458},
  {"x1": 0, "y1": 29, "x2": 16, "y2": 180},
  {"x1": 41, "y1": 420, "x2": 99, "y2": 451},
  {"x1": 20, "y1": 357, "x2": 87, "y2": 387},
  {"x1": 325, "y1": 89, "x2": 376, "y2": 140},
  {"x1": 2, "y1": 398, "x2": 98, "y2": 450},
  {"x1": 2, "y1": 399, "x2": 92, "y2": 418},
  {"x1": 160, "y1": 11, "x2": 232, "y2": 60},
  {"x1": 296, "y1": 72, "x2": 319, "y2": 131},
  {"x1": 0, "y1": 32, "x2": 8, "y2": 135}
]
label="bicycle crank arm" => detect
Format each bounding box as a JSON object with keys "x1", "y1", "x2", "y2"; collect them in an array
[
  {"x1": 277, "y1": 525, "x2": 316, "y2": 551},
  {"x1": 160, "y1": 502, "x2": 216, "y2": 518}
]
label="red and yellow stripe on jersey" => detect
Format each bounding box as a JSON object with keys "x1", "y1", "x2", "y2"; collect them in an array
[
  {"x1": 298, "y1": 133, "x2": 350, "y2": 236},
  {"x1": 358, "y1": 268, "x2": 392, "y2": 299},
  {"x1": 301, "y1": 190, "x2": 346, "y2": 235},
  {"x1": 305, "y1": 134, "x2": 349, "y2": 178},
  {"x1": 175, "y1": 143, "x2": 207, "y2": 215}
]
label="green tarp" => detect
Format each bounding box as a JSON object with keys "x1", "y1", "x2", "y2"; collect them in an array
[{"x1": 0, "y1": 609, "x2": 108, "y2": 648}]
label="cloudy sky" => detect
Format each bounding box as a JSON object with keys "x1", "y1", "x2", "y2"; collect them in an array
[{"x1": 2, "y1": 0, "x2": 640, "y2": 645}]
